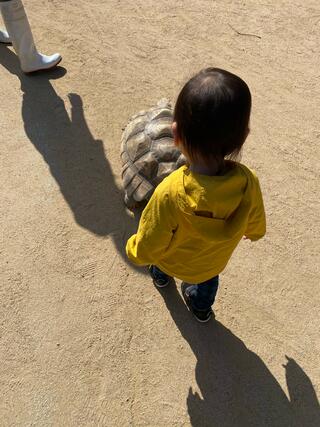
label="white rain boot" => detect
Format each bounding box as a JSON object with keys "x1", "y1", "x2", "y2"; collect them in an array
[
  {"x1": 0, "y1": 28, "x2": 11, "y2": 43},
  {"x1": 0, "y1": 0, "x2": 61, "y2": 73}
]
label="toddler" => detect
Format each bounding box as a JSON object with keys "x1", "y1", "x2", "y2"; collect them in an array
[{"x1": 126, "y1": 68, "x2": 266, "y2": 322}]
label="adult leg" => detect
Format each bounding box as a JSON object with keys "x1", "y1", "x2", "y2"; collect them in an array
[
  {"x1": 0, "y1": 28, "x2": 11, "y2": 44},
  {"x1": 0, "y1": 0, "x2": 10, "y2": 43},
  {"x1": 0, "y1": 0, "x2": 61, "y2": 73}
]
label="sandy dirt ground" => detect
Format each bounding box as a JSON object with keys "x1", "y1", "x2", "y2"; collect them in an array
[{"x1": 0, "y1": 0, "x2": 319, "y2": 425}]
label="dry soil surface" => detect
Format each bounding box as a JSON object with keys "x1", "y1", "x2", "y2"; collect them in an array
[{"x1": 0, "y1": 1, "x2": 319, "y2": 426}]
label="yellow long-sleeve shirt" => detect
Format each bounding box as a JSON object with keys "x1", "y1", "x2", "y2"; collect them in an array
[{"x1": 126, "y1": 163, "x2": 266, "y2": 283}]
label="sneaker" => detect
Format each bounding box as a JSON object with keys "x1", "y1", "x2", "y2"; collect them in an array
[
  {"x1": 149, "y1": 265, "x2": 171, "y2": 288},
  {"x1": 181, "y1": 283, "x2": 213, "y2": 323}
]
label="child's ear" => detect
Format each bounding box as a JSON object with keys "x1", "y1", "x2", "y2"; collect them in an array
[{"x1": 172, "y1": 122, "x2": 179, "y2": 146}]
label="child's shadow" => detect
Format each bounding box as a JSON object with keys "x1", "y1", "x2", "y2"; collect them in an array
[
  {"x1": 157, "y1": 286, "x2": 320, "y2": 427},
  {"x1": 0, "y1": 45, "x2": 140, "y2": 267}
]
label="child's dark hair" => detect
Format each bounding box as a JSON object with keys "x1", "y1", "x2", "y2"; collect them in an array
[{"x1": 174, "y1": 68, "x2": 251, "y2": 164}]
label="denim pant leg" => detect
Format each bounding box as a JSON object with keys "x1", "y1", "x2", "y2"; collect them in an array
[{"x1": 187, "y1": 276, "x2": 219, "y2": 311}]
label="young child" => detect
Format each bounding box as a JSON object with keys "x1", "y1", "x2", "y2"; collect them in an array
[{"x1": 126, "y1": 68, "x2": 266, "y2": 322}]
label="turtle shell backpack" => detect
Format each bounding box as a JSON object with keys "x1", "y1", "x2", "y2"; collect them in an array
[{"x1": 120, "y1": 99, "x2": 186, "y2": 209}]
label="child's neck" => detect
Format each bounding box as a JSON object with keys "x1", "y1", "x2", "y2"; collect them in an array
[{"x1": 189, "y1": 159, "x2": 227, "y2": 176}]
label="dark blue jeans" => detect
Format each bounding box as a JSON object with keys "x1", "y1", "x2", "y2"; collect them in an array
[
  {"x1": 186, "y1": 275, "x2": 219, "y2": 311},
  {"x1": 153, "y1": 266, "x2": 219, "y2": 311}
]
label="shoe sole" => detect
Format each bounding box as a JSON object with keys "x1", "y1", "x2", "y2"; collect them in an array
[
  {"x1": 24, "y1": 57, "x2": 62, "y2": 74},
  {"x1": 153, "y1": 280, "x2": 170, "y2": 288},
  {"x1": 192, "y1": 313, "x2": 212, "y2": 323},
  {"x1": 181, "y1": 283, "x2": 212, "y2": 323}
]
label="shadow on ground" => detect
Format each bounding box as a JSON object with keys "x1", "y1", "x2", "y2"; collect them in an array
[
  {"x1": 0, "y1": 45, "x2": 141, "y2": 269},
  {"x1": 157, "y1": 285, "x2": 320, "y2": 427}
]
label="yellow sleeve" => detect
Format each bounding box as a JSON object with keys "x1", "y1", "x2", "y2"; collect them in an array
[
  {"x1": 245, "y1": 174, "x2": 266, "y2": 241},
  {"x1": 126, "y1": 184, "x2": 178, "y2": 266}
]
